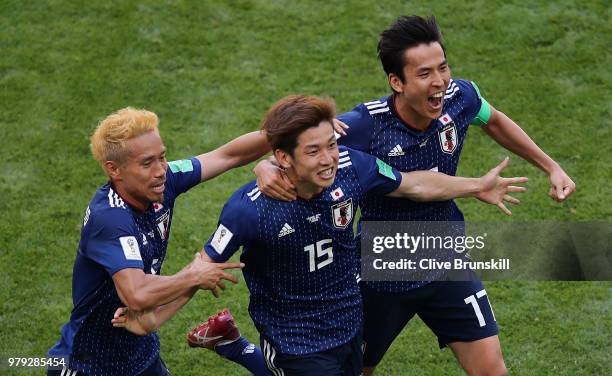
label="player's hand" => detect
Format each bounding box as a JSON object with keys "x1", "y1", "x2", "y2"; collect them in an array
[
  {"x1": 476, "y1": 157, "x2": 528, "y2": 216},
  {"x1": 189, "y1": 252, "x2": 244, "y2": 298},
  {"x1": 548, "y1": 167, "x2": 575, "y2": 202},
  {"x1": 332, "y1": 118, "x2": 349, "y2": 136},
  {"x1": 111, "y1": 307, "x2": 158, "y2": 336},
  {"x1": 254, "y1": 159, "x2": 297, "y2": 201}
]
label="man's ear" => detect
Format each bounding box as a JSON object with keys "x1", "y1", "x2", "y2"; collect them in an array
[
  {"x1": 389, "y1": 73, "x2": 405, "y2": 93},
  {"x1": 274, "y1": 149, "x2": 292, "y2": 170},
  {"x1": 104, "y1": 160, "x2": 122, "y2": 181}
]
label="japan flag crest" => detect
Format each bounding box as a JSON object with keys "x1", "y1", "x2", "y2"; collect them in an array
[
  {"x1": 330, "y1": 187, "x2": 344, "y2": 201},
  {"x1": 438, "y1": 114, "x2": 457, "y2": 154}
]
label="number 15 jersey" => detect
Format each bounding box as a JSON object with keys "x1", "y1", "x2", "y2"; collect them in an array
[{"x1": 203, "y1": 147, "x2": 401, "y2": 355}]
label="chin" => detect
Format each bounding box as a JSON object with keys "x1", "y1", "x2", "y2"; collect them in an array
[
  {"x1": 149, "y1": 192, "x2": 164, "y2": 203},
  {"x1": 317, "y1": 176, "x2": 336, "y2": 189}
]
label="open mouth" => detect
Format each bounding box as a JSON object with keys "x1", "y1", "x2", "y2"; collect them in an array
[
  {"x1": 427, "y1": 91, "x2": 444, "y2": 110},
  {"x1": 318, "y1": 167, "x2": 334, "y2": 179},
  {"x1": 151, "y1": 181, "x2": 165, "y2": 194}
]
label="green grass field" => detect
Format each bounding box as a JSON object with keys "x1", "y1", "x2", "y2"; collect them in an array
[{"x1": 1, "y1": 1, "x2": 610, "y2": 375}]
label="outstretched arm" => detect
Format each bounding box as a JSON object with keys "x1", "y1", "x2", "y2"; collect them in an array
[
  {"x1": 387, "y1": 157, "x2": 528, "y2": 216},
  {"x1": 197, "y1": 131, "x2": 271, "y2": 182},
  {"x1": 483, "y1": 107, "x2": 575, "y2": 202}
]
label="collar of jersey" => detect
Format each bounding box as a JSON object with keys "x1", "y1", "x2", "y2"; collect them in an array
[{"x1": 108, "y1": 181, "x2": 153, "y2": 214}]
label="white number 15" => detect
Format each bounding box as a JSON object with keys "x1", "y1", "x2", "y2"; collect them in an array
[{"x1": 304, "y1": 239, "x2": 333, "y2": 272}]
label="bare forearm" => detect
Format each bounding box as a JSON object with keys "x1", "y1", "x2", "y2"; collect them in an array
[
  {"x1": 150, "y1": 287, "x2": 198, "y2": 329},
  {"x1": 223, "y1": 131, "x2": 271, "y2": 167},
  {"x1": 198, "y1": 131, "x2": 271, "y2": 181},
  {"x1": 113, "y1": 267, "x2": 199, "y2": 311},
  {"x1": 484, "y1": 110, "x2": 559, "y2": 173},
  {"x1": 390, "y1": 171, "x2": 481, "y2": 201}
]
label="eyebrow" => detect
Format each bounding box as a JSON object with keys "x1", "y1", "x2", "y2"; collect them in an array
[
  {"x1": 139, "y1": 149, "x2": 166, "y2": 162},
  {"x1": 416, "y1": 59, "x2": 448, "y2": 73}
]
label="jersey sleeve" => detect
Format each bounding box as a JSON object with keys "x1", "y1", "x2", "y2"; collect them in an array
[
  {"x1": 456, "y1": 79, "x2": 492, "y2": 127},
  {"x1": 347, "y1": 148, "x2": 402, "y2": 196},
  {"x1": 203, "y1": 187, "x2": 258, "y2": 263},
  {"x1": 164, "y1": 157, "x2": 202, "y2": 198},
  {"x1": 336, "y1": 104, "x2": 374, "y2": 152},
  {"x1": 85, "y1": 208, "x2": 144, "y2": 276}
]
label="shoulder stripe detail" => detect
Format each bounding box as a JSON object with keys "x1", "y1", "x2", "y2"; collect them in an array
[
  {"x1": 445, "y1": 79, "x2": 456, "y2": 93},
  {"x1": 339, "y1": 150, "x2": 349, "y2": 156},
  {"x1": 444, "y1": 86, "x2": 459, "y2": 99},
  {"x1": 248, "y1": 187, "x2": 262, "y2": 201},
  {"x1": 444, "y1": 79, "x2": 459, "y2": 99},
  {"x1": 338, "y1": 161, "x2": 353, "y2": 169},
  {"x1": 247, "y1": 186, "x2": 260, "y2": 197},
  {"x1": 365, "y1": 101, "x2": 388, "y2": 110},
  {"x1": 108, "y1": 189, "x2": 126, "y2": 208},
  {"x1": 369, "y1": 107, "x2": 390, "y2": 115},
  {"x1": 247, "y1": 187, "x2": 261, "y2": 201},
  {"x1": 339, "y1": 156, "x2": 350, "y2": 163},
  {"x1": 363, "y1": 100, "x2": 382, "y2": 106}
]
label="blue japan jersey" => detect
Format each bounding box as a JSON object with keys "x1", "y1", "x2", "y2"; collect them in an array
[
  {"x1": 49, "y1": 158, "x2": 201, "y2": 376},
  {"x1": 338, "y1": 79, "x2": 488, "y2": 292},
  {"x1": 204, "y1": 147, "x2": 401, "y2": 355}
]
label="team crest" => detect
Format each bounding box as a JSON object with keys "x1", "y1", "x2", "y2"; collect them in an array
[
  {"x1": 438, "y1": 114, "x2": 457, "y2": 154},
  {"x1": 331, "y1": 198, "x2": 353, "y2": 229}
]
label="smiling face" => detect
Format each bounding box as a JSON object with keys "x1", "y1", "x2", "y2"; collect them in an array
[
  {"x1": 106, "y1": 131, "x2": 168, "y2": 210},
  {"x1": 276, "y1": 120, "x2": 339, "y2": 197},
  {"x1": 390, "y1": 42, "x2": 450, "y2": 129}
]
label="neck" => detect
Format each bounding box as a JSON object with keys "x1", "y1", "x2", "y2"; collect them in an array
[
  {"x1": 110, "y1": 181, "x2": 148, "y2": 212},
  {"x1": 393, "y1": 94, "x2": 432, "y2": 131}
]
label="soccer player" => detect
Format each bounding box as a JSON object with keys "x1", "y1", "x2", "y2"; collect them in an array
[
  {"x1": 47, "y1": 107, "x2": 275, "y2": 376},
  {"x1": 255, "y1": 16, "x2": 575, "y2": 376},
  {"x1": 188, "y1": 95, "x2": 525, "y2": 375}
]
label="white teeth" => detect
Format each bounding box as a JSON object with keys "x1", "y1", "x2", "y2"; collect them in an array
[{"x1": 432, "y1": 92, "x2": 444, "y2": 98}]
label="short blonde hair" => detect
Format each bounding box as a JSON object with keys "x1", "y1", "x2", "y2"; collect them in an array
[{"x1": 90, "y1": 107, "x2": 159, "y2": 166}]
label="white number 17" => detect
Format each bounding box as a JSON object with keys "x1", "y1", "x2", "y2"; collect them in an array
[{"x1": 464, "y1": 289, "x2": 496, "y2": 327}]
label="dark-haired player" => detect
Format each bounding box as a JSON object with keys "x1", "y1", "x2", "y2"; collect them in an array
[{"x1": 256, "y1": 15, "x2": 574, "y2": 376}]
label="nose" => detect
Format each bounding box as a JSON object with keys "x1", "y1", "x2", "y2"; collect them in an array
[
  {"x1": 154, "y1": 160, "x2": 167, "y2": 178},
  {"x1": 431, "y1": 70, "x2": 444, "y2": 88},
  {"x1": 320, "y1": 148, "x2": 335, "y2": 166}
]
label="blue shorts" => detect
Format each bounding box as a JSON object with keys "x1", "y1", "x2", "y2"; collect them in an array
[
  {"x1": 261, "y1": 333, "x2": 363, "y2": 376},
  {"x1": 360, "y1": 278, "x2": 499, "y2": 367}
]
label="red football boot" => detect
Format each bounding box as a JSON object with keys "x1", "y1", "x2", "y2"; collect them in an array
[{"x1": 187, "y1": 308, "x2": 241, "y2": 350}]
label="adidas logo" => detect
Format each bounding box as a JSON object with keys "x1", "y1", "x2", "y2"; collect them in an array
[
  {"x1": 278, "y1": 223, "x2": 295, "y2": 237},
  {"x1": 388, "y1": 144, "x2": 405, "y2": 157}
]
